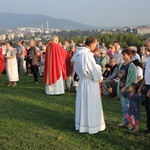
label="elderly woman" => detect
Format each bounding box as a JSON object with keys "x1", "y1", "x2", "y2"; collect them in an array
[
  {"x1": 140, "y1": 47, "x2": 150, "y2": 69},
  {"x1": 98, "y1": 49, "x2": 110, "y2": 73},
  {"x1": 140, "y1": 46, "x2": 147, "y2": 65},
  {"x1": 72, "y1": 36, "x2": 105, "y2": 134},
  {"x1": 5, "y1": 41, "x2": 19, "y2": 86},
  {"x1": 130, "y1": 46, "x2": 141, "y2": 62}
]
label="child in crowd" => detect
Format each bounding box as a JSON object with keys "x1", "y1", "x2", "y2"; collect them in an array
[{"x1": 122, "y1": 83, "x2": 141, "y2": 132}]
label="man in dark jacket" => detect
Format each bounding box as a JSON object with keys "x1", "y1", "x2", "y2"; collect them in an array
[{"x1": 28, "y1": 40, "x2": 38, "y2": 84}]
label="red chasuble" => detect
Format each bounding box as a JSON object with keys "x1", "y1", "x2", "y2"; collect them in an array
[
  {"x1": 43, "y1": 42, "x2": 67, "y2": 85},
  {"x1": 65, "y1": 52, "x2": 73, "y2": 76},
  {"x1": 0, "y1": 48, "x2": 5, "y2": 74}
]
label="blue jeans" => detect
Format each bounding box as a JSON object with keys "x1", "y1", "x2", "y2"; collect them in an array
[
  {"x1": 120, "y1": 92, "x2": 129, "y2": 125},
  {"x1": 18, "y1": 56, "x2": 25, "y2": 73}
]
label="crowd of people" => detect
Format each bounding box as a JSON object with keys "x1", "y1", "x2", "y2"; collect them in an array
[{"x1": 0, "y1": 36, "x2": 150, "y2": 135}]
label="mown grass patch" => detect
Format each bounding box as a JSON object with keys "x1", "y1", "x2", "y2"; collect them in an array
[{"x1": 0, "y1": 74, "x2": 150, "y2": 150}]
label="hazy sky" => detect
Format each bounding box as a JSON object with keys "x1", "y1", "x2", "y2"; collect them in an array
[{"x1": 0, "y1": 0, "x2": 150, "y2": 27}]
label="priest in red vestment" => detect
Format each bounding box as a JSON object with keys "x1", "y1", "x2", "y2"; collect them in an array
[
  {"x1": 43, "y1": 36, "x2": 67, "y2": 95},
  {"x1": 0, "y1": 47, "x2": 5, "y2": 74}
]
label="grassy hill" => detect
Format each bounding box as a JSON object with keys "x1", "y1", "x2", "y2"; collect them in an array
[{"x1": 0, "y1": 74, "x2": 150, "y2": 150}]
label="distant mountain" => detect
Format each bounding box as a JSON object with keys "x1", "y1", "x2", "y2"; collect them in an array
[{"x1": 0, "y1": 12, "x2": 96, "y2": 30}]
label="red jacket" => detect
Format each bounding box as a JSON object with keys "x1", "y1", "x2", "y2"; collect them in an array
[{"x1": 0, "y1": 48, "x2": 5, "y2": 74}]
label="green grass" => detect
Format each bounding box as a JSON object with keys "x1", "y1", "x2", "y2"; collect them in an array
[{"x1": 0, "y1": 74, "x2": 150, "y2": 150}]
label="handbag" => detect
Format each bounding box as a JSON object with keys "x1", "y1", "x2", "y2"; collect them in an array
[{"x1": 73, "y1": 72, "x2": 79, "y2": 81}]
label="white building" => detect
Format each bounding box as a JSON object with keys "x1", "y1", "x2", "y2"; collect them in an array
[
  {"x1": 0, "y1": 34, "x2": 6, "y2": 41},
  {"x1": 8, "y1": 33, "x2": 15, "y2": 40},
  {"x1": 137, "y1": 26, "x2": 150, "y2": 35},
  {"x1": 17, "y1": 33, "x2": 24, "y2": 38},
  {"x1": 17, "y1": 27, "x2": 42, "y2": 33}
]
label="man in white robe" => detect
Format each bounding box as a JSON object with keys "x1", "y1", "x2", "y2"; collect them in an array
[{"x1": 72, "y1": 36, "x2": 106, "y2": 134}]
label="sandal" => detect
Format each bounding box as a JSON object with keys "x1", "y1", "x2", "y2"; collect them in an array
[
  {"x1": 7, "y1": 83, "x2": 13, "y2": 86},
  {"x1": 12, "y1": 82, "x2": 17, "y2": 87},
  {"x1": 126, "y1": 124, "x2": 132, "y2": 128}
]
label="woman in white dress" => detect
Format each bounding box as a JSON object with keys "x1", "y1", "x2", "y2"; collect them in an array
[
  {"x1": 72, "y1": 37, "x2": 106, "y2": 134},
  {"x1": 5, "y1": 41, "x2": 19, "y2": 86}
]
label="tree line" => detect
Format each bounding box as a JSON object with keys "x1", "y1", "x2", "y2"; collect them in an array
[{"x1": 54, "y1": 30, "x2": 148, "y2": 48}]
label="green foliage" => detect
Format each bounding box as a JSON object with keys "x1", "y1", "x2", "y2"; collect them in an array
[
  {"x1": 52, "y1": 31, "x2": 146, "y2": 48},
  {"x1": 96, "y1": 33, "x2": 145, "y2": 48},
  {"x1": 0, "y1": 74, "x2": 150, "y2": 150}
]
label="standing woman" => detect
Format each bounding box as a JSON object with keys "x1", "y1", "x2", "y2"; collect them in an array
[
  {"x1": 117, "y1": 48, "x2": 136, "y2": 127},
  {"x1": 5, "y1": 41, "x2": 19, "y2": 86},
  {"x1": 72, "y1": 36, "x2": 106, "y2": 134}
]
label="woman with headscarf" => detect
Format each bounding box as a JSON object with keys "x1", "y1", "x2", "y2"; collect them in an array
[{"x1": 5, "y1": 41, "x2": 19, "y2": 86}]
